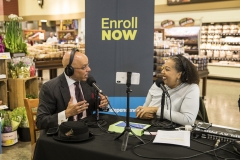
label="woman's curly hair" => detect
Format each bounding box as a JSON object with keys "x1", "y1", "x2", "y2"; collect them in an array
[{"x1": 170, "y1": 55, "x2": 200, "y2": 85}]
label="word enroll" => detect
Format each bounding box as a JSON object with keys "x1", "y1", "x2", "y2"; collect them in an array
[{"x1": 102, "y1": 17, "x2": 138, "y2": 40}]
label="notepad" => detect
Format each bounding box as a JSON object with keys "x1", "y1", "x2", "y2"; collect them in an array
[{"x1": 108, "y1": 121, "x2": 151, "y2": 136}]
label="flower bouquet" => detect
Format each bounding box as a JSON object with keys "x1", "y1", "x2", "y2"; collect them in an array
[
  {"x1": 3, "y1": 14, "x2": 27, "y2": 54},
  {"x1": 0, "y1": 108, "x2": 24, "y2": 146},
  {"x1": 0, "y1": 109, "x2": 22, "y2": 133},
  {"x1": 0, "y1": 35, "x2": 5, "y2": 52},
  {"x1": 8, "y1": 56, "x2": 35, "y2": 78}
]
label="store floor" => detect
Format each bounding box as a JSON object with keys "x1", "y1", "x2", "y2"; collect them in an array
[{"x1": 0, "y1": 79, "x2": 240, "y2": 160}]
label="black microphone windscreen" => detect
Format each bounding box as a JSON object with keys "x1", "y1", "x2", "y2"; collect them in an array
[
  {"x1": 156, "y1": 78, "x2": 164, "y2": 87},
  {"x1": 86, "y1": 75, "x2": 96, "y2": 86}
]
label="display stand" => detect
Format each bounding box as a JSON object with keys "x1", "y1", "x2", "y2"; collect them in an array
[
  {"x1": 8, "y1": 77, "x2": 39, "y2": 110},
  {"x1": 115, "y1": 72, "x2": 145, "y2": 151}
]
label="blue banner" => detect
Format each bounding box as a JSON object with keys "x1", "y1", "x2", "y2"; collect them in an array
[{"x1": 86, "y1": 0, "x2": 154, "y2": 118}]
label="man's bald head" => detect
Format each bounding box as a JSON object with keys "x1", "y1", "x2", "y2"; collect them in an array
[
  {"x1": 62, "y1": 50, "x2": 90, "y2": 81},
  {"x1": 62, "y1": 51, "x2": 87, "y2": 68},
  {"x1": 62, "y1": 51, "x2": 71, "y2": 68},
  {"x1": 49, "y1": 32, "x2": 54, "y2": 38}
]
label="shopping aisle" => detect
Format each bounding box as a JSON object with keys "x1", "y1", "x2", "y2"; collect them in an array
[{"x1": 0, "y1": 79, "x2": 239, "y2": 160}]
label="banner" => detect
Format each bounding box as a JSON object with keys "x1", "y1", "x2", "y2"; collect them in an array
[
  {"x1": 86, "y1": 0, "x2": 154, "y2": 117},
  {"x1": 179, "y1": 18, "x2": 195, "y2": 27},
  {"x1": 161, "y1": 20, "x2": 175, "y2": 28}
]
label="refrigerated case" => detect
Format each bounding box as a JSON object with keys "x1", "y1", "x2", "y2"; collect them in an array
[{"x1": 200, "y1": 22, "x2": 240, "y2": 80}]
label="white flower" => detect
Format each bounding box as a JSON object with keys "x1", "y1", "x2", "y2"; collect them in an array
[
  {"x1": 18, "y1": 17, "x2": 23, "y2": 21},
  {"x1": 8, "y1": 14, "x2": 22, "y2": 21},
  {"x1": 8, "y1": 14, "x2": 18, "y2": 20}
]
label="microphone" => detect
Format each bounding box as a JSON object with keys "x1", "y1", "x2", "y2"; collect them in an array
[
  {"x1": 155, "y1": 78, "x2": 170, "y2": 97},
  {"x1": 86, "y1": 76, "x2": 103, "y2": 94},
  {"x1": 151, "y1": 78, "x2": 175, "y2": 129},
  {"x1": 86, "y1": 75, "x2": 107, "y2": 127}
]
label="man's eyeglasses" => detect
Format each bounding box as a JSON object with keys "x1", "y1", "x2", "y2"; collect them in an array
[{"x1": 73, "y1": 63, "x2": 90, "y2": 70}]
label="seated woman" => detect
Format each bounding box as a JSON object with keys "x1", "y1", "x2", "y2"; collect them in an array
[{"x1": 136, "y1": 54, "x2": 200, "y2": 125}]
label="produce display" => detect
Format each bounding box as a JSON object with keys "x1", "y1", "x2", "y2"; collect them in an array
[
  {"x1": 58, "y1": 31, "x2": 75, "y2": 40},
  {"x1": 27, "y1": 43, "x2": 85, "y2": 60},
  {"x1": 23, "y1": 30, "x2": 45, "y2": 41}
]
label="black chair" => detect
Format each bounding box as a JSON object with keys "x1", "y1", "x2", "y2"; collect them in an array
[{"x1": 196, "y1": 97, "x2": 209, "y2": 123}]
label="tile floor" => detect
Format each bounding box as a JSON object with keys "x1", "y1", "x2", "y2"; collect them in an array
[{"x1": 0, "y1": 78, "x2": 240, "y2": 160}]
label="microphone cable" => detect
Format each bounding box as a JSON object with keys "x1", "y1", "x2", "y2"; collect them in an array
[
  {"x1": 132, "y1": 138, "x2": 233, "y2": 159},
  {"x1": 91, "y1": 94, "x2": 123, "y2": 135},
  {"x1": 151, "y1": 96, "x2": 177, "y2": 130},
  {"x1": 214, "y1": 139, "x2": 221, "y2": 160},
  {"x1": 191, "y1": 138, "x2": 240, "y2": 158},
  {"x1": 101, "y1": 94, "x2": 151, "y2": 139}
]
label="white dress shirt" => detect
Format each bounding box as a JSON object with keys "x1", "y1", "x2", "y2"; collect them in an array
[
  {"x1": 58, "y1": 73, "x2": 86, "y2": 125},
  {"x1": 46, "y1": 36, "x2": 58, "y2": 43}
]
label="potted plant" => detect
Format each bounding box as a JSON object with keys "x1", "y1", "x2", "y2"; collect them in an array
[
  {"x1": 3, "y1": 14, "x2": 27, "y2": 55},
  {"x1": 0, "y1": 110, "x2": 21, "y2": 146},
  {"x1": 3, "y1": 112, "x2": 12, "y2": 133},
  {"x1": 13, "y1": 107, "x2": 30, "y2": 142}
]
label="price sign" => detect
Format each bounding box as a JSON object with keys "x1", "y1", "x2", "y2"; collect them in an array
[{"x1": 0, "y1": 52, "x2": 11, "y2": 59}]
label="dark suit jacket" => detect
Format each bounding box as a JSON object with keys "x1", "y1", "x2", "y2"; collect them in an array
[{"x1": 36, "y1": 73, "x2": 97, "y2": 130}]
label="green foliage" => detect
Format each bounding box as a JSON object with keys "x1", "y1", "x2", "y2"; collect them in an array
[
  {"x1": 0, "y1": 107, "x2": 29, "y2": 133},
  {"x1": 12, "y1": 107, "x2": 29, "y2": 128},
  {"x1": 3, "y1": 112, "x2": 11, "y2": 127},
  {"x1": 7, "y1": 61, "x2": 16, "y2": 71},
  {"x1": 2, "y1": 112, "x2": 12, "y2": 133},
  {"x1": 26, "y1": 94, "x2": 38, "y2": 99},
  {"x1": 3, "y1": 14, "x2": 27, "y2": 54}
]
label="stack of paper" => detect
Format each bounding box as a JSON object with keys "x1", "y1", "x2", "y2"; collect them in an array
[{"x1": 153, "y1": 130, "x2": 190, "y2": 147}]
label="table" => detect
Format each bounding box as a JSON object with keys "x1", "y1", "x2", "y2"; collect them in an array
[{"x1": 33, "y1": 114, "x2": 239, "y2": 160}]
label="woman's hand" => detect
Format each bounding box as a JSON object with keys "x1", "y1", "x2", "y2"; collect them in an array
[{"x1": 136, "y1": 106, "x2": 158, "y2": 119}]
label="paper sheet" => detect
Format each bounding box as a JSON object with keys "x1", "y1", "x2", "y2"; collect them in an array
[
  {"x1": 0, "y1": 105, "x2": 8, "y2": 110},
  {"x1": 153, "y1": 130, "x2": 190, "y2": 147}
]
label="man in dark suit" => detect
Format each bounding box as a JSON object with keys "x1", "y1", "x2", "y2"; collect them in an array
[{"x1": 36, "y1": 50, "x2": 109, "y2": 130}]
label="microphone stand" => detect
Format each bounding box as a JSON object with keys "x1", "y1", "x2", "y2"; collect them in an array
[
  {"x1": 115, "y1": 72, "x2": 145, "y2": 151},
  {"x1": 160, "y1": 92, "x2": 165, "y2": 121},
  {"x1": 151, "y1": 91, "x2": 173, "y2": 128},
  {"x1": 87, "y1": 89, "x2": 107, "y2": 128}
]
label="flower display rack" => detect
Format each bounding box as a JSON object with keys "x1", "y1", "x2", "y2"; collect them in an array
[
  {"x1": 0, "y1": 59, "x2": 8, "y2": 79},
  {"x1": 0, "y1": 59, "x2": 8, "y2": 107},
  {"x1": 0, "y1": 79, "x2": 8, "y2": 107},
  {"x1": 8, "y1": 77, "x2": 38, "y2": 110}
]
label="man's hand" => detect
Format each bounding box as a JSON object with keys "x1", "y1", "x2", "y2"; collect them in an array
[
  {"x1": 65, "y1": 97, "x2": 89, "y2": 118},
  {"x1": 136, "y1": 106, "x2": 158, "y2": 119},
  {"x1": 99, "y1": 94, "x2": 109, "y2": 108}
]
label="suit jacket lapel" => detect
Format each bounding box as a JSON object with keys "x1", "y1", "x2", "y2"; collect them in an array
[{"x1": 59, "y1": 73, "x2": 71, "y2": 108}]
